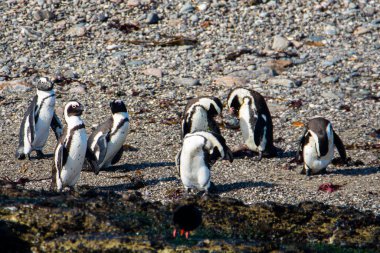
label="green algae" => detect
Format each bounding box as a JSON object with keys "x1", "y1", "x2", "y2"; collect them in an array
[{"x1": 0, "y1": 186, "x2": 379, "y2": 252}]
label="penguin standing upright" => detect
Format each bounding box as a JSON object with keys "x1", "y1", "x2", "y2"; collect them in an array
[
  {"x1": 227, "y1": 87, "x2": 276, "y2": 160},
  {"x1": 296, "y1": 117, "x2": 347, "y2": 175},
  {"x1": 16, "y1": 77, "x2": 63, "y2": 160},
  {"x1": 52, "y1": 101, "x2": 87, "y2": 192},
  {"x1": 176, "y1": 131, "x2": 233, "y2": 195},
  {"x1": 181, "y1": 96, "x2": 223, "y2": 139},
  {"x1": 86, "y1": 100, "x2": 130, "y2": 174}
]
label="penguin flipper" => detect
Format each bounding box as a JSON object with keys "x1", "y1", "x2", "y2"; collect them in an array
[
  {"x1": 55, "y1": 143, "x2": 68, "y2": 178},
  {"x1": 85, "y1": 148, "x2": 100, "y2": 174},
  {"x1": 27, "y1": 96, "x2": 38, "y2": 144},
  {"x1": 296, "y1": 129, "x2": 307, "y2": 162},
  {"x1": 253, "y1": 114, "x2": 265, "y2": 147},
  {"x1": 111, "y1": 147, "x2": 124, "y2": 165},
  {"x1": 175, "y1": 149, "x2": 181, "y2": 176},
  {"x1": 50, "y1": 112, "x2": 64, "y2": 140},
  {"x1": 181, "y1": 118, "x2": 190, "y2": 139},
  {"x1": 207, "y1": 116, "x2": 221, "y2": 136},
  {"x1": 333, "y1": 130, "x2": 347, "y2": 163},
  {"x1": 96, "y1": 134, "x2": 108, "y2": 166}
]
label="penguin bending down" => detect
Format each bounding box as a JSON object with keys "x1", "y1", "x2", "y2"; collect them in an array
[
  {"x1": 176, "y1": 131, "x2": 233, "y2": 195},
  {"x1": 86, "y1": 100, "x2": 130, "y2": 174},
  {"x1": 181, "y1": 96, "x2": 223, "y2": 139},
  {"x1": 296, "y1": 117, "x2": 347, "y2": 176},
  {"x1": 227, "y1": 87, "x2": 276, "y2": 160},
  {"x1": 52, "y1": 101, "x2": 87, "y2": 192},
  {"x1": 16, "y1": 77, "x2": 63, "y2": 160}
]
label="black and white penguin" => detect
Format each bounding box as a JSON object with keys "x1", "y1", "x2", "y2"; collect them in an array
[
  {"x1": 181, "y1": 96, "x2": 223, "y2": 139},
  {"x1": 16, "y1": 77, "x2": 63, "y2": 160},
  {"x1": 51, "y1": 101, "x2": 87, "y2": 192},
  {"x1": 296, "y1": 117, "x2": 347, "y2": 175},
  {"x1": 176, "y1": 131, "x2": 233, "y2": 195},
  {"x1": 227, "y1": 87, "x2": 276, "y2": 160},
  {"x1": 86, "y1": 100, "x2": 130, "y2": 174}
]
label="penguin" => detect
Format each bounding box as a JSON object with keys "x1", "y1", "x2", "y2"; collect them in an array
[
  {"x1": 227, "y1": 87, "x2": 276, "y2": 160},
  {"x1": 86, "y1": 100, "x2": 130, "y2": 174},
  {"x1": 173, "y1": 204, "x2": 202, "y2": 239},
  {"x1": 51, "y1": 101, "x2": 87, "y2": 192},
  {"x1": 16, "y1": 77, "x2": 63, "y2": 160},
  {"x1": 181, "y1": 96, "x2": 223, "y2": 139},
  {"x1": 296, "y1": 117, "x2": 347, "y2": 176},
  {"x1": 176, "y1": 131, "x2": 233, "y2": 195}
]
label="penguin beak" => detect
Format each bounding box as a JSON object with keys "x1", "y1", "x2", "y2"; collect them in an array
[{"x1": 78, "y1": 104, "x2": 85, "y2": 112}]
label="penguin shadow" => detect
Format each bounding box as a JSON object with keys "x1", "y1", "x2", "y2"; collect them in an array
[
  {"x1": 95, "y1": 176, "x2": 177, "y2": 191},
  {"x1": 28, "y1": 153, "x2": 54, "y2": 160},
  {"x1": 216, "y1": 181, "x2": 275, "y2": 194},
  {"x1": 329, "y1": 166, "x2": 380, "y2": 176},
  {"x1": 102, "y1": 161, "x2": 176, "y2": 172},
  {"x1": 276, "y1": 149, "x2": 296, "y2": 159}
]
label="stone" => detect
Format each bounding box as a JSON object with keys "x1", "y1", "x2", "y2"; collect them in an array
[
  {"x1": 321, "y1": 91, "x2": 340, "y2": 100},
  {"x1": 272, "y1": 36, "x2": 290, "y2": 51},
  {"x1": 127, "y1": 0, "x2": 140, "y2": 7},
  {"x1": 267, "y1": 77, "x2": 296, "y2": 88},
  {"x1": 190, "y1": 14, "x2": 199, "y2": 23},
  {"x1": 197, "y1": 3, "x2": 209, "y2": 12},
  {"x1": 321, "y1": 76, "x2": 339, "y2": 84},
  {"x1": 214, "y1": 76, "x2": 247, "y2": 87},
  {"x1": 324, "y1": 24, "x2": 338, "y2": 35},
  {"x1": 264, "y1": 59, "x2": 292, "y2": 73},
  {"x1": 146, "y1": 12, "x2": 159, "y2": 24},
  {"x1": 141, "y1": 68, "x2": 163, "y2": 78},
  {"x1": 0, "y1": 80, "x2": 32, "y2": 93},
  {"x1": 67, "y1": 25, "x2": 86, "y2": 37},
  {"x1": 174, "y1": 77, "x2": 200, "y2": 87},
  {"x1": 354, "y1": 26, "x2": 372, "y2": 35},
  {"x1": 180, "y1": 3, "x2": 194, "y2": 14},
  {"x1": 69, "y1": 85, "x2": 86, "y2": 95}
]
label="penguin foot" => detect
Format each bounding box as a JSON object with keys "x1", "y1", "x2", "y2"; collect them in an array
[
  {"x1": 35, "y1": 150, "x2": 45, "y2": 159},
  {"x1": 16, "y1": 152, "x2": 26, "y2": 160},
  {"x1": 253, "y1": 152, "x2": 263, "y2": 161}
]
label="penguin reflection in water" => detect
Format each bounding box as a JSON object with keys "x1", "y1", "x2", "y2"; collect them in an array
[
  {"x1": 86, "y1": 100, "x2": 130, "y2": 174},
  {"x1": 296, "y1": 117, "x2": 347, "y2": 176},
  {"x1": 176, "y1": 131, "x2": 233, "y2": 195},
  {"x1": 16, "y1": 77, "x2": 63, "y2": 160},
  {"x1": 227, "y1": 87, "x2": 277, "y2": 160},
  {"x1": 52, "y1": 101, "x2": 87, "y2": 192},
  {"x1": 181, "y1": 96, "x2": 223, "y2": 138}
]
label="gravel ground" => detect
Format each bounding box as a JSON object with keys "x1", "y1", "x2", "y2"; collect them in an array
[{"x1": 0, "y1": 0, "x2": 379, "y2": 214}]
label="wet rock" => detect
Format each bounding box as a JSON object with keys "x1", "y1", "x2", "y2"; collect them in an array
[{"x1": 272, "y1": 36, "x2": 290, "y2": 51}]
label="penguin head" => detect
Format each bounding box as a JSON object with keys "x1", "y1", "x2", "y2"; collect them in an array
[
  {"x1": 110, "y1": 100, "x2": 127, "y2": 114},
  {"x1": 207, "y1": 97, "x2": 223, "y2": 117},
  {"x1": 227, "y1": 87, "x2": 252, "y2": 116},
  {"x1": 35, "y1": 77, "x2": 54, "y2": 91},
  {"x1": 65, "y1": 100, "x2": 84, "y2": 117},
  {"x1": 307, "y1": 117, "x2": 332, "y2": 157}
]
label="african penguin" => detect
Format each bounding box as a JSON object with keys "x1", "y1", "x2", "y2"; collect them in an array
[
  {"x1": 16, "y1": 77, "x2": 63, "y2": 160},
  {"x1": 181, "y1": 96, "x2": 223, "y2": 139},
  {"x1": 296, "y1": 117, "x2": 347, "y2": 176},
  {"x1": 86, "y1": 100, "x2": 130, "y2": 174},
  {"x1": 175, "y1": 131, "x2": 233, "y2": 195},
  {"x1": 52, "y1": 101, "x2": 87, "y2": 192},
  {"x1": 227, "y1": 87, "x2": 276, "y2": 160}
]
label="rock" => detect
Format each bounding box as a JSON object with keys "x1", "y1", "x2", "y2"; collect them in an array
[
  {"x1": 363, "y1": 6, "x2": 375, "y2": 16},
  {"x1": 264, "y1": 59, "x2": 292, "y2": 73},
  {"x1": 190, "y1": 14, "x2": 199, "y2": 23},
  {"x1": 354, "y1": 26, "x2": 372, "y2": 35},
  {"x1": 127, "y1": 60, "x2": 145, "y2": 67},
  {"x1": 214, "y1": 76, "x2": 247, "y2": 87},
  {"x1": 69, "y1": 85, "x2": 86, "y2": 95},
  {"x1": 321, "y1": 91, "x2": 340, "y2": 100},
  {"x1": 180, "y1": 2, "x2": 194, "y2": 14},
  {"x1": 127, "y1": 0, "x2": 140, "y2": 7},
  {"x1": 174, "y1": 77, "x2": 200, "y2": 87},
  {"x1": 146, "y1": 12, "x2": 159, "y2": 24},
  {"x1": 197, "y1": 3, "x2": 209, "y2": 12},
  {"x1": 141, "y1": 68, "x2": 163, "y2": 78},
  {"x1": 67, "y1": 25, "x2": 86, "y2": 37},
  {"x1": 229, "y1": 67, "x2": 277, "y2": 81},
  {"x1": 321, "y1": 76, "x2": 339, "y2": 84},
  {"x1": 324, "y1": 24, "x2": 338, "y2": 35},
  {"x1": 272, "y1": 36, "x2": 290, "y2": 51},
  {"x1": 267, "y1": 77, "x2": 296, "y2": 88},
  {"x1": 0, "y1": 80, "x2": 32, "y2": 93}
]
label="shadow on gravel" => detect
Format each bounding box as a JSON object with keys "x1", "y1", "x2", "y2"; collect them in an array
[
  {"x1": 331, "y1": 166, "x2": 380, "y2": 176},
  {"x1": 216, "y1": 181, "x2": 275, "y2": 194},
  {"x1": 95, "y1": 176, "x2": 177, "y2": 191},
  {"x1": 103, "y1": 161, "x2": 175, "y2": 172}
]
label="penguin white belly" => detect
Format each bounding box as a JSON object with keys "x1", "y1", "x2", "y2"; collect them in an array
[
  {"x1": 180, "y1": 146, "x2": 210, "y2": 191},
  {"x1": 23, "y1": 114, "x2": 33, "y2": 154},
  {"x1": 303, "y1": 138, "x2": 334, "y2": 173},
  {"x1": 101, "y1": 123, "x2": 129, "y2": 168},
  {"x1": 33, "y1": 105, "x2": 55, "y2": 150},
  {"x1": 239, "y1": 104, "x2": 258, "y2": 151},
  {"x1": 60, "y1": 129, "x2": 87, "y2": 187},
  {"x1": 190, "y1": 109, "x2": 208, "y2": 133}
]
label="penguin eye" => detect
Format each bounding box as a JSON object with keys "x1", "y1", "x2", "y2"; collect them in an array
[{"x1": 72, "y1": 105, "x2": 77, "y2": 108}]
